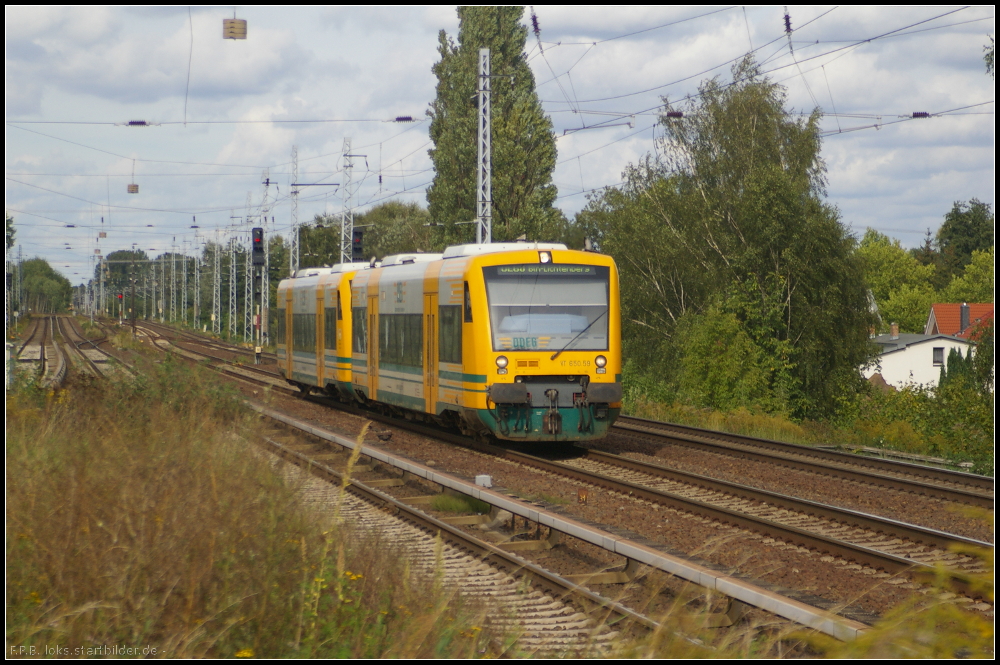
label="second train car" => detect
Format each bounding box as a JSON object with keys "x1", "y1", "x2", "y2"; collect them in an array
[{"x1": 275, "y1": 242, "x2": 622, "y2": 442}]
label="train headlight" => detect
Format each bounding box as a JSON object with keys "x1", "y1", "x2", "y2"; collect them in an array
[
  {"x1": 539, "y1": 251, "x2": 551, "y2": 264},
  {"x1": 496, "y1": 355, "x2": 508, "y2": 368},
  {"x1": 595, "y1": 355, "x2": 607, "y2": 367}
]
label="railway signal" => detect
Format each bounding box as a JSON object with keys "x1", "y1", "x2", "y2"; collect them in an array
[
  {"x1": 251, "y1": 228, "x2": 265, "y2": 266},
  {"x1": 351, "y1": 228, "x2": 364, "y2": 262}
]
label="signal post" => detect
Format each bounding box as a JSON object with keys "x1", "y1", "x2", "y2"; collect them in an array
[{"x1": 251, "y1": 227, "x2": 265, "y2": 363}]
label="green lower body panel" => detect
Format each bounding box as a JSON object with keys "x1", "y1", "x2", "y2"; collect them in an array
[{"x1": 476, "y1": 406, "x2": 620, "y2": 442}]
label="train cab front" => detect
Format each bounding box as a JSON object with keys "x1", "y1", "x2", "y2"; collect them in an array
[{"x1": 474, "y1": 255, "x2": 622, "y2": 442}]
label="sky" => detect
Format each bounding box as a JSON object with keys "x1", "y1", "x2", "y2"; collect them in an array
[{"x1": 5, "y1": 5, "x2": 995, "y2": 285}]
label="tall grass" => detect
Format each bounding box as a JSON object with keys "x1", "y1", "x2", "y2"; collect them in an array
[
  {"x1": 626, "y1": 388, "x2": 994, "y2": 475},
  {"x1": 6, "y1": 358, "x2": 497, "y2": 658}
]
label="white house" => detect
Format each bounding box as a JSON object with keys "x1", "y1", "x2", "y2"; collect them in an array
[{"x1": 863, "y1": 325, "x2": 973, "y2": 390}]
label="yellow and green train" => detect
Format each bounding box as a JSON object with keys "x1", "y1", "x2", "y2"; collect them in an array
[{"x1": 275, "y1": 242, "x2": 622, "y2": 442}]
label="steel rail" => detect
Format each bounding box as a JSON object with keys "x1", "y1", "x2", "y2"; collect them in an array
[
  {"x1": 617, "y1": 415, "x2": 993, "y2": 491},
  {"x1": 255, "y1": 404, "x2": 874, "y2": 641},
  {"x1": 58, "y1": 316, "x2": 104, "y2": 377},
  {"x1": 40, "y1": 316, "x2": 67, "y2": 388},
  {"x1": 582, "y1": 449, "x2": 991, "y2": 553},
  {"x1": 613, "y1": 417, "x2": 993, "y2": 507},
  {"x1": 66, "y1": 317, "x2": 137, "y2": 376},
  {"x1": 16, "y1": 317, "x2": 43, "y2": 356},
  {"x1": 261, "y1": 434, "x2": 659, "y2": 633},
  {"x1": 137, "y1": 325, "x2": 986, "y2": 610}
]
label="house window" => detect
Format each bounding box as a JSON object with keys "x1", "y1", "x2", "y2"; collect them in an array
[{"x1": 932, "y1": 347, "x2": 944, "y2": 366}]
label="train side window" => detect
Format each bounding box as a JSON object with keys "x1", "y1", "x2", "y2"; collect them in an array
[
  {"x1": 292, "y1": 313, "x2": 316, "y2": 352},
  {"x1": 275, "y1": 308, "x2": 285, "y2": 345},
  {"x1": 439, "y1": 305, "x2": 462, "y2": 364},
  {"x1": 379, "y1": 314, "x2": 423, "y2": 369},
  {"x1": 352, "y1": 307, "x2": 367, "y2": 353},
  {"x1": 463, "y1": 281, "x2": 473, "y2": 323},
  {"x1": 324, "y1": 308, "x2": 337, "y2": 350}
]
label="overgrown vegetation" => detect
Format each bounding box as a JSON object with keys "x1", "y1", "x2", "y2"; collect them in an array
[
  {"x1": 6, "y1": 360, "x2": 500, "y2": 658},
  {"x1": 580, "y1": 56, "x2": 875, "y2": 420},
  {"x1": 17, "y1": 257, "x2": 73, "y2": 314}
]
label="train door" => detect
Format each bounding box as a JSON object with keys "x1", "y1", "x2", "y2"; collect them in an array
[
  {"x1": 316, "y1": 288, "x2": 325, "y2": 386},
  {"x1": 424, "y1": 293, "x2": 437, "y2": 414},
  {"x1": 285, "y1": 289, "x2": 294, "y2": 380},
  {"x1": 367, "y1": 293, "x2": 379, "y2": 400}
]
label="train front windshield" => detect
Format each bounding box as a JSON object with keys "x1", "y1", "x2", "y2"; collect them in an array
[{"x1": 483, "y1": 264, "x2": 609, "y2": 352}]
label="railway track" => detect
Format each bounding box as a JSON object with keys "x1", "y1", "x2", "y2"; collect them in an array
[
  {"x1": 612, "y1": 416, "x2": 994, "y2": 508},
  {"x1": 525, "y1": 451, "x2": 990, "y2": 593},
  {"x1": 57, "y1": 317, "x2": 135, "y2": 379},
  {"x1": 134, "y1": 322, "x2": 995, "y2": 636},
  {"x1": 260, "y1": 427, "x2": 639, "y2": 654},
  {"x1": 139, "y1": 319, "x2": 277, "y2": 364},
  {"x1": 16, "y1": 316, "x2": 67, "y2": 388},
  {"x1": 134, "y1": 321, "x2": 659, "y2": 652},
  {"x1": 135, "y1": 323, "x2": 883, "y2": 637}
]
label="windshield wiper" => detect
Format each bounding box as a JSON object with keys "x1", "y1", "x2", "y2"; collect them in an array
[{"x1": 550, "y1": 309, "x2": 608, "y2": 361}]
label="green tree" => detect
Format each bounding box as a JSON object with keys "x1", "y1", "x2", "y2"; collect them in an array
[
  {"x1": 99, "y1": 249, "x2": 149, "y2": 298},
  {"x1": 22, "y1": 258, "x2": 72, "y2": 313},
  {"x1": 426, "y1": 6, "x2": 564, "y2": 245},
  {"x1": 858, "y1": 229, "x2": 936, "y2": 332},
  {"x1": 940, "y1": 247, "x2": 995, "y2": 303},
  {"x1": 881, "y1": 284, "x2": 936, "y2": 334},
  {"x1": 580, "y1": 57, "x2": 876, "y2": 416},
  {"x1": 300, "y1": 201, "x2": 434, "y2": 264},
  {"x1": 5, "y1": 212, "x2": 14, "y2": 250},
  {"x1": 354, "y1": 201, "x2": 433, "y2": 258},
  {"x1": 936, "y1": 199, "x2": 994, "y2": 282},
  {"x1": 674, "y1": 307, "x2": 779, "y2": 412},
  {"x1": 969, "y1": 317, "x2": 994, "y2": 396}
]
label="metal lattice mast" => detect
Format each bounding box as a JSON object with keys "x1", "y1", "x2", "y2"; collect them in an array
[
  {"x1": 170, "y1": 241, "x2": 177, "y2": 323},
  {"x1": 99, "y1": 256, "x2": 105, "y2": 316},
  {"x1": 259, "y1": 172, "x2": 271, "y2": 345},
  {"x1": 244, "y1": 237, "x2": 253, "y2": 343},
  {"x1": 193, "y1": 245, "x2": 200, "y2": 328},
  {"x1": 152, "y1": 260, "x2": 157, "y2": 320},
  {"x1": 244, "y1": 194, "x2": 254, "y2": 342},
  {"x1": 228, "y1": 236, "x2": 238, "y2": 338},
  {"x1": 476, "y1": 48, "x2": 492, "y2": 244},
  {"x1": 290, "y1": 145, "x2": 299, "y2": 275},
  {"x1": 17, "y1": 246, "x2": 24, "y2": 311},
  {"x1": 181, "y1": 243, "x2": 188, "y2": 325},
  {"x1": 212, "y1": 232, "x2": 221, "y2": 334},
  {"x1": 160, "y1": 256, "x2": 166, "y2": 322},
  {"x1": 340, "y1": 137, "x2": 353, "y2": 264},
  {"x1": 262, "y1": 217, "x2": 270, "y2": 344}
]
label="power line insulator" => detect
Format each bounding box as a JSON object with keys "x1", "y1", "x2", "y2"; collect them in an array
[
  {"x1": 665, "y1": 111, "x2": 684, "y2": 118},
  {"x1": 128, "y1": 120, "x2": 148, "y2": 126},
  {"x1": 912, "y1": 112, "x2": 930, "y2": 118},
  {"x1": 394, "y1": 116, "x2": 414, "y2": 122}
]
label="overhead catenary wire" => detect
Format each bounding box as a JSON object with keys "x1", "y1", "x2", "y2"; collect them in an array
[
  {"x1": 7, "y1": 7, "x2": 991, "y2": 272},
  {"x1": 539, "y1": 6, "x2": 971, "y2": 106}
]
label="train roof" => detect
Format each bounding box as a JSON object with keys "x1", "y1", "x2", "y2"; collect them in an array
[
  {"x1": 442, "y1": 242, "x2": 567, "y2": 259},
  {"x1": 380, "y1": 252, "x2": 444, "y2": 266},
  {"x1": 290, "y1": 262, "x2": 371, "y2": 278}
]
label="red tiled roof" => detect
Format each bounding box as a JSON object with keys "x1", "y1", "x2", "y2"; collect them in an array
[{"x1": 926, "y1": 303, "x2": 994, "y2": 338}]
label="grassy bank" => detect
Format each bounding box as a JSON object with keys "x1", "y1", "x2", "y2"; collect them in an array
[
  {"x1": 626, "y1": 382, "x2": 994, "y2": 476},
  {"x1": 6, "y1": 359, "x2": 498, "y2": 658}
]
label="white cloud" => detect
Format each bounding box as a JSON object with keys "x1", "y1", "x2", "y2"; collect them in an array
[{"x1": 4, "y1": 5, "x2": 994, "y2": 279}]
